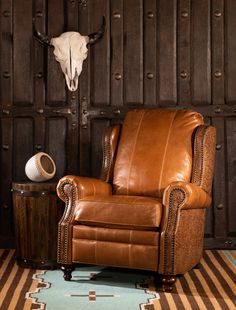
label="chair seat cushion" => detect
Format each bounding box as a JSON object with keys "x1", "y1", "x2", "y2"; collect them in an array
[{"x1": 74, "y1": 195, "x2": 162, "y2": 229}]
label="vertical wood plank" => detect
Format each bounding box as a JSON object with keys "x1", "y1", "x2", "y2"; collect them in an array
[
  {"x1": 143, "y1": 0, "x2": 157, "y2": 105},
  {"x1": 212, "y1": 118, "x2": 227, "y2": 238},
  {"x1": 0, "y1": 1, "x2": 13, "y2": 245},
  {"x1": 212, "y1": 0, "x2": 224, "y2": 105},
  {"x1": 191, "y1": 0, "x2": 211, "y2": 105},
  {"x1": 225, "y1": 118, "x2": 236, "y2": 235},
  {"x1": 78, "y1": 4, "x2": 90, "y2": 106},
  {"x1": 47, "y1": 0, "x2": 66, "y2": 104},
  {"x1": 78, "y1": 4, "x2": 91, "y2": 176},
  {"x1": 33, "y1": 0, "x2": 46, "y2": 109},
  {"x1": 1, "y1": 118, "x2": 13, "y2": 236},
  {"x1": 158, "y1": 0, "x2": 177, "y2": 106},
  {"x1": 13, "y1": 118, "x2": 34, "y2": 180},
  {"x1": 124, "y1": 0, "x2": 143, "y2": 105},
  {"x1": 0, "y1": 0, "x2": 13, "y2": 108},
  {"x1": 89, "y1": 0, "x2": 110, "y2": 106},
  {"x1": 79, "y1": 124, "x2": 91, "y2": 176},
  {"x1": 177, "y1": 0, "x2": 191, "y2": 105},
  {"x1": 46, "y1": 117, "x2": 67, "y2": 178},
  {"x1": 110, "y1": 0, "x2": 124, "y2": 107},
  {"x1": 66, "y1": 117, "x2": 80, "y2": 175},
  {"x1": 225, "y1": 0, "x2": 236, "y2": 104},
  {"x1": 66, "y1": 0, "x2": 78, "y2": 31},
  {"x1": 34, "y1": 115, "x2": 45, "y2": 162},
  {"x1": 13, "y1": 0, "x2": 33, "y2": 104}
]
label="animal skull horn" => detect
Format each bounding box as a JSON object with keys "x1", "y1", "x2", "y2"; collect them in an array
[{"x1": 33, "y1": 17, "x2": 105, "y2": 91}]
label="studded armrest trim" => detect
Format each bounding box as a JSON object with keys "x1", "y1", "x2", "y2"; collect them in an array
[{"x1": 56, "y1": 176, "x2": 112, "y2": 264}]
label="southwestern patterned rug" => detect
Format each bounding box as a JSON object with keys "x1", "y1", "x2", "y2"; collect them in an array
[
  {"x1": 29, "y1": 266, "x2": 158, "y2": 310},
  {"x1": 0, "y1": 249, "x2": 235, "y2": 309}
]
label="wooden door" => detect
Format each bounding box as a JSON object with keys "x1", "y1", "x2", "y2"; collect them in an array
[{"x1": 0, "y1": 0, "x2": 235, "y2": 249}]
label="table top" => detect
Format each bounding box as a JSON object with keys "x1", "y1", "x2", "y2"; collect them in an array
[{"x1": 12, "y1": 181, "x2": 58, "y2": 195}]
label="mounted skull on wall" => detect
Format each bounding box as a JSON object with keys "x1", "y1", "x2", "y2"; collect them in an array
[
  {"x1": 33, "y1": 17, "x2": 105, "y2": 91},
  {"x1": 51, "y1": 32, "x2": 89, "y2": 91}
]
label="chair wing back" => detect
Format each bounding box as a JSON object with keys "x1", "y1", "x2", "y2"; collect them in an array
[{"x1": 113, "y1": 108, "x2": 204, "y2": 198}]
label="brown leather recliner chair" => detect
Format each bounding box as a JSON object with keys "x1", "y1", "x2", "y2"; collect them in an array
[{"x1": 56, "y1": 108, "x2": 216, "y2": 291}]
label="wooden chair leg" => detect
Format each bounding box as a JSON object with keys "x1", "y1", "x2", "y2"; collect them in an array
[
  {"x1": 61, "y1": 264, "x2": 75, "y2": 281},
  {"x1": 160, "y1": 275, "x2": 177, "y2": 292},
  {"x1": 154, "y1": 274, "x2": 177, "y2": 292}
]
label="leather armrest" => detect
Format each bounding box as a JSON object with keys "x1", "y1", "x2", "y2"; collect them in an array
[
  {"x1": 56, "y1": 175, "x2": 112, "y2": 203},
  {"x1": 159, "y1": 181, "x2": 211, "y2": 275},
  {"x1": 57, "y1": 175, "x2": 111, "y2": 264},
  {"x1": 163, "y1": 181, "x2": 212, "y2": 210}
]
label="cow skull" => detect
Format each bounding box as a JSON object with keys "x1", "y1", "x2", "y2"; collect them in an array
[
  {"x1": 51, "y1": 32, "x2": 89, "y2": 91},
  {"x1": 33, "y1": 17, "x2": 105, "y2": 91}
]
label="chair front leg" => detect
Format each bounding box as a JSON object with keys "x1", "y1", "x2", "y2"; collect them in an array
[
  {"x1": 154, "y1": 274, "x2": 177, "y2": 292},
  {"x1": 160, "y1": 275, "x2": 177, "y2": 292},
  {"x1": 61, "y1": 264, "x2": 75, "y2": 281}
]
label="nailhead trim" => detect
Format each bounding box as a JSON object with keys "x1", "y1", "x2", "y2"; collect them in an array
[
  {"x1": 163, "y1": 188, "x2": 186, "y2": 274},
  {"x1": 101, "y1": 128, "x2": 112, "y2": 182},
  {"x1": 57, "y1": 181, "x2": 77, "y2": 264},
  {"x1": 192, "y1": 125, "x2": 207, "y2": 188}
]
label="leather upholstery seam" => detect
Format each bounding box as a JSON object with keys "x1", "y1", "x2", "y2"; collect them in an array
[
  {"x1": 77, "y1": 200, "x2": 160, "y2": 207},
  {"x1": 158, "y1": 111, "x2": 177, "y2": 197},
  {"x1": 73, "y1": 238, "x2": 158, "y2": 247},
  {"x1": 75, "y1": 219, "x2": 158, "y2": 229},
  {"x1": 92, "y1": 181, "x2": 96, "y2": 195},
  {"x1": 126, "y1": 110, "x2": 146, "y2": 195}
]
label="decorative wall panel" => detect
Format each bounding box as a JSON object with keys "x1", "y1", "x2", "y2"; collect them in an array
[{"x1": 0, "y1": 0, "x2": 235, "y2": 249}]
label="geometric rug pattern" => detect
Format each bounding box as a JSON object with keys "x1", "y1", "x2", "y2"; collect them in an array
[
  {"x1": 29, "y1": 250, "x2": 236, "y2": 310},
  {"x1": 29, "y1": 266, "x2": 159, "y2": 310},
  {"x1": 0, "y1": 249, "x2": 235, "y2": 309}
]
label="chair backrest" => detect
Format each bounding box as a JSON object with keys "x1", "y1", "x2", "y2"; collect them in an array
[{"x1": 113, "y1": 108, "x2": 204, "y2": 198}]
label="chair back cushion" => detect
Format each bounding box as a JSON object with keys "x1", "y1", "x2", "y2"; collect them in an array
[{"x1": 113, "y1": 108, "x2": 204, "y2": 198}]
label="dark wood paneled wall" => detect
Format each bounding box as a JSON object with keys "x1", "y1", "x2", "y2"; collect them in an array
[{"x1": 0, "y1": 0, "x2": 235, "y2": 249}]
